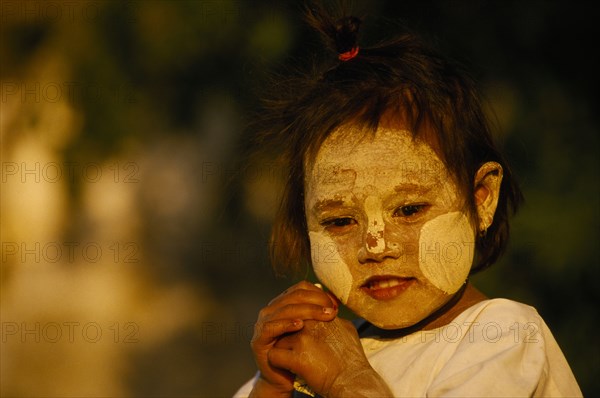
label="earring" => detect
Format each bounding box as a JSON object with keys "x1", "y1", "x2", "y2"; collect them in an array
[
  {"x1": 478, "y1": 226, "x2": 488, "y2": 238},
  {"x1": 478, "y1": 215, "x2": 492, "y2": 238}
]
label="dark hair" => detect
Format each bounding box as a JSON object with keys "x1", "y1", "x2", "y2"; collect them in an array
[{"x1": 254, "y1": 7, "x2": 523, "y2": 277}]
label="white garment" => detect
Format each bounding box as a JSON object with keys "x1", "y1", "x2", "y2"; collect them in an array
[{"x1": 234, "y1": 299, "x2": 582, "y2": 397}]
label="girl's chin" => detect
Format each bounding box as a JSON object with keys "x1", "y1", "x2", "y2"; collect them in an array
[
  {"x1": 351, "y1": 306, "x2": 426, "y2": 330},
  {"x1": 348, "y1": 285, "x2": 456, "y2": 330}
]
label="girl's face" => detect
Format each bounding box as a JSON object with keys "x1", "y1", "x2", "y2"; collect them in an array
[{"x1": 304, "y1": 126, "x2": 476, "y2": 329}]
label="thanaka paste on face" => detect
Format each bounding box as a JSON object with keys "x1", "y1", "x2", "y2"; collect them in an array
[
  {"x1": 309, "y1": 230, "x2": 354, "y2": 304},
  {"x1": 305, "y1": 126, "x2": 476, "y2": 328},
  {"x1": 418, "y1": 212, "x2": 474, "y2": 293},
  {"x1": 364, "y1": 195, "x2": 385, "y2": 253}
]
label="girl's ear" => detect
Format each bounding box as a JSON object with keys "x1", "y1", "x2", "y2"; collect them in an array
[{"x1": 473, "y1": 162, "x2": 503, "y2": 234}]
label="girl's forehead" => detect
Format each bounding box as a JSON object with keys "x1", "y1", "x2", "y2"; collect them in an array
[
  {"x1": 305, "y1": 126, "x2": 452, "y2": 197},
  {"x1": 311, "y1": 126, "x2": 443, "y2": 171}
]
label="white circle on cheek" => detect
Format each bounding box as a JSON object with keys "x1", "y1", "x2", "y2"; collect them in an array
[
  {"x1": 308, "y1": 231, "x2": 353, "y2": 304},
  {"x1": 418, "y1": 212, "x2": 475, "y2": 294}
]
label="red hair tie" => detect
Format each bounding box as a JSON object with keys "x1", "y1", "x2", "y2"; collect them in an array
[{"x1": 338, "y1": 46, "x2": 359, "y2": 61}]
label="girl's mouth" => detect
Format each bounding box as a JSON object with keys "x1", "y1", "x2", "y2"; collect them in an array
[{"x1": 360, "y1": 276, "x2": 416, "y2": 301}]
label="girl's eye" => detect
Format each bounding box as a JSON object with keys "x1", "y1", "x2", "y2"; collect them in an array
[
  {"x1": 394, "y1": 204, "x2": 427, "y2": 218},
  {"x1": 321, "y1": 217, "x2": 357, "y2": 229}
]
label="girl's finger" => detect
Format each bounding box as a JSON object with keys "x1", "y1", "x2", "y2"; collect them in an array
[
  {"x1": 324, "y1": 290, "x2": 341, "y2": 308},
  {"x1": 251, "y1": 319, "x2": 303, "y2": 347},
  {"x1": 267, "y1": 347, "x2": 302, "y2": 376},
  {"x1": 265, "y1": 302, "x2": 337, "y2": 324}
]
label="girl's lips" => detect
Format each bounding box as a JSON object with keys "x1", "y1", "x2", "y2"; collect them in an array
[{"x1": 360, "y1": 276, "x2": 415, "y2": 301}]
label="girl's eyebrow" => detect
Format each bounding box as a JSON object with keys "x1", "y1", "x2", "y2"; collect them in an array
[{"x1": 313, "y1": 198, "x2": 348, "y2": 212}]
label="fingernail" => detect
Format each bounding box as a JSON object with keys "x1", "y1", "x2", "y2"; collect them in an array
[{"x1": 323, "y1": 307, "x2": 335, "y2": 314}]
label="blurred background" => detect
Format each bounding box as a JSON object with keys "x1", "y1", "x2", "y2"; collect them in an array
[{"x1": 1, "y1": 0, "x2": 597, "y2": 396}]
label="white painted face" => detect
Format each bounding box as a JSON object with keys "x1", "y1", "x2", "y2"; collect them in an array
[{"x1": 304, "y1": 126, "x2": 476, "y2": 329}]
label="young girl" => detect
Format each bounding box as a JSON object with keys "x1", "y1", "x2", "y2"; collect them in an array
[{"x1": 235, "y1": 8, "x2": 581, "y2": 398}]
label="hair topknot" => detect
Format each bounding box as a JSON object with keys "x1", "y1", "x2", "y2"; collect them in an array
[
  {"x1": 305, "y1": 5, "x2": 361, "y2": 56},
  {"x1": 333, "y1": 16, "x2": 361, "y2": 53}
]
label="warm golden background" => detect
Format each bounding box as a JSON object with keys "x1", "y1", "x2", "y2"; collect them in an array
[{"x1": 1, "y1": 1, "x2": 598, "y2": 396}]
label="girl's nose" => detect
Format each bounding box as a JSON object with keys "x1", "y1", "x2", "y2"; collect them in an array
[
  {"x1": 357, "y1": 196, "x2": 401, "y2": 263},
  {"x1": 357, "y1": 234, "x2": 402, "y2": 264}
]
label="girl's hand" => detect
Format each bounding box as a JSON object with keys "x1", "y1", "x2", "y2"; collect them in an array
[
  {"x1": 249, "y1": 281, "x2": 339, "y2": 397},
  {"x1": 271, "y1": 317, "x2": 393, "y2": 397}
]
